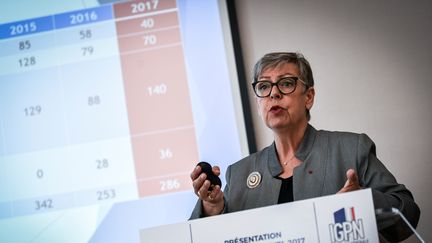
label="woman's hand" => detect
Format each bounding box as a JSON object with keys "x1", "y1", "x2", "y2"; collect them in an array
[
  {"x1": 337, "y1": 169, "x2": 362, "y2": 193},
  {"x1": 190, "y1": 165, "x2": 224, "y2": 216}
]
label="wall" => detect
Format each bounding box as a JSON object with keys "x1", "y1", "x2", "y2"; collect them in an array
[{"x1": 234, "y1": 0, "x2": 432, "y2": 241}]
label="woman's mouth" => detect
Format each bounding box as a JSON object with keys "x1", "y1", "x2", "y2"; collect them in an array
[{"x1": 269, "y1": 105, "x2": 284, "y2": 113}]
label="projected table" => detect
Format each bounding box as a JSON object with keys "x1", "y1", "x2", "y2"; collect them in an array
[{"x1": 0, "y1": 0, "x2": 198, "y2": 219}]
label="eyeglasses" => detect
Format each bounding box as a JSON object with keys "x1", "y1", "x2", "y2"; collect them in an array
[{"x1": 252, "y1": 77, "x2": 307, "y2": 98}]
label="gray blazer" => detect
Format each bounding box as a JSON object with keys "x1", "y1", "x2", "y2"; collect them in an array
[{"x1": 190, "y1": 124, "x2": 420, "y2": 241}]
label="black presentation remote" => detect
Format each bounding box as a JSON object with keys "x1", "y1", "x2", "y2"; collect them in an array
[{"x1": 196, "y1": 161, "x2": 222, "y2": 191}]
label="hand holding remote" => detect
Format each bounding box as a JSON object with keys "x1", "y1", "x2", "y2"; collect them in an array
[{"x1": 190, "y1": 161, "x2": 224, "y2": 216}]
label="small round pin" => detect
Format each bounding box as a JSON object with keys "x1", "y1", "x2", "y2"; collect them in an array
[{"x1": 246, "y1": 171, "x2": 261, "y2": 189}]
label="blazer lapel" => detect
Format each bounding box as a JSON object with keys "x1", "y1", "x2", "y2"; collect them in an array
[{"x1": 293, "y1": 124, "x2": 328, "y2": 200}]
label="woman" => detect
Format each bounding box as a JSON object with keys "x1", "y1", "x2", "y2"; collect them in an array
[{"x1": 190, "y1": 52, "x2": 420, "y2": 242}]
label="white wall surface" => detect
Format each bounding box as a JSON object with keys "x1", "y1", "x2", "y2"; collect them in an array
[{"x1": 234, "y1": 0, "x2": 432, "y2": 241}]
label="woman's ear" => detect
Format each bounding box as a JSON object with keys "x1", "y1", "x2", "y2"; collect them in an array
[{"x1": 305, "y1": 87, "x2": 315, "y2": 110}]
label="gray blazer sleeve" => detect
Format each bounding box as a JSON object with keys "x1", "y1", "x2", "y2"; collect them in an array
[
  {"x1": 189, "y1": 198, "x2": 204, "y2": 220},
  {"x1": 189, "y1": 197, "x2": 227, "y2": 220},
  {"x1": 357, "y1": 134, "x2": 420, "y2": 241}
]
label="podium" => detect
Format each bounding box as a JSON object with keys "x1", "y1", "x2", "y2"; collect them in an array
[{"x1": 140, "y1": 189, "x2": 381, "y2": 242}]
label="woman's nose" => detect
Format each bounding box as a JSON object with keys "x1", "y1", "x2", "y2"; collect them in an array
[{"x1": 270, "y1": 85, "x2": 282, "y2": 99}]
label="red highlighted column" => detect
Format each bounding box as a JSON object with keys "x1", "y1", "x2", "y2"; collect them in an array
[{"x1": 114, "y1": 0, "x2": 198, "y2": 197}]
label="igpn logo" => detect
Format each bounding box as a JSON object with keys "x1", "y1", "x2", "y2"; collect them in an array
[{"x1": 328, "y1": 207, "x2": 366, "y2": 242}]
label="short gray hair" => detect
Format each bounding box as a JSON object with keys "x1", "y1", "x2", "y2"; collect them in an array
[
  {"x1": 252, "y1": 52, "x2": 314, "y2": 120},
  {"x1": 252, "y1": 52, "x2": 314, "y2": 88}
]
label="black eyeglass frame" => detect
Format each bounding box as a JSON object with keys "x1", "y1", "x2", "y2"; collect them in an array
[{"x1": 251, "y1": 77, "x2": 308, "y2": 98}]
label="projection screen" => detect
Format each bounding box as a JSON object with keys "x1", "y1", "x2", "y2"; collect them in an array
[{"x1": 0, "y1": 0, "x2": 249, "y2": 242}]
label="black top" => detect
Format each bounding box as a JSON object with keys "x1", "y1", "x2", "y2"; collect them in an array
[{"x1": 277, "y1": 176, "x2": 293, "y2": 203}]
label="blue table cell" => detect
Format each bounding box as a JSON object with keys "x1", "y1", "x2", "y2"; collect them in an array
[
  {"x1": 65, "y1": 137, "x2": 136, "y2": 192},
  {"x1": 61, "y1": 57, "x2": 130, "y2": 144},
  {"x1": 0, "y1": 32, "x2": 56, "y2": 57},
  {"x1": 74, "y1": 184, "x2": 136, "y2": 207},
  {"x1": 0, "y1": 119, "x2": 4, "y2": 156},
  {"x1": 0, "y1": 68, "x2": 67, "y2": 155},
  {"x1": 54, "y1": 21, "x2": 117, "y2": 48},
  {"x1": 13, "y1": 193, "x2": 73, "y2": 217},
  {"x1": 0, "y1": 16, "x2": 54, "y2": 40},
  {"x1": 0, "y1": 157, "x2": 7, "y2": 201},
  {"x1": 54, "y1": 5, "x2": 113, "y2": 29},
  {"x1": 0, "y1": 202, "x2": 11, "y2": 219}
]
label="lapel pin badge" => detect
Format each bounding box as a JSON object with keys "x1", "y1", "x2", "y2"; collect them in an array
[{"x1": 247, "y1": 171, "x2": 261, "y2": 189}]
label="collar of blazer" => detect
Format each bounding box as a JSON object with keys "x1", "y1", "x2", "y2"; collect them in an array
[{"x1": 267, "y1": 124, "x2": 317, "y2": 177}]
